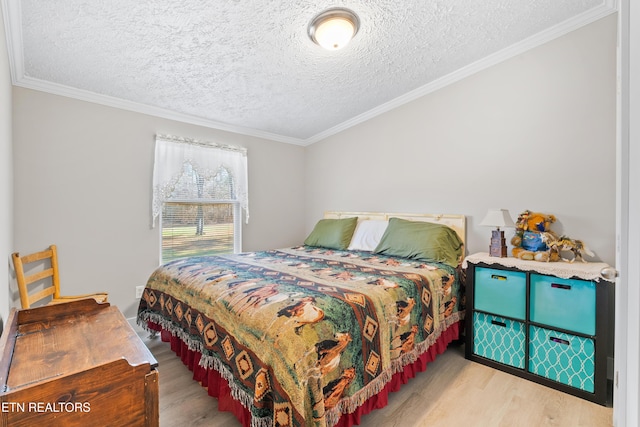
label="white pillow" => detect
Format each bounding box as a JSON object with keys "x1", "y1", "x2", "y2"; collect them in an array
[{"x1": 348, "y1": 220, "x2": 389, "y2": 251}]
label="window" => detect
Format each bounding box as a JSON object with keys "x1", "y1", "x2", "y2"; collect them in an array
[
  {"x1": 161, "y1": 164, "x2": 240, "y2": 262},
  {"x1": 152, "y1": 135, "x2": 248, "y2": 263}
]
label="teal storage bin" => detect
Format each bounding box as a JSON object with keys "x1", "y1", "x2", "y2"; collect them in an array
[
  {"x1": 474, "y1": 267, "x2": 526, "y2": 320},
  {"x1": 473, "y1": 312, "x2": 525, "y2": 369},
  {"x1": 530, "y1": 274, "x2": 596, "y2": 335},
  {"x1": 528, "y1": 325, "x2": 595, "y2": 392}
]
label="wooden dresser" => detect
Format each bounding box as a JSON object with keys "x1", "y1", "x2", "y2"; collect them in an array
[{"x1": 0, "y1": 299, "x2": 158, "y2": 426}]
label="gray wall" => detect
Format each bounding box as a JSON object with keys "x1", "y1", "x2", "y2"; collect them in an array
[
  {"x1": 0, "y1": 4, "x2": 13, "y2": 327},
  {"x1": 305, "y1": 15, "x2": 617, "y2": 266},
  {"x1": 9, "y1": 14, "x2": 617, "y2": 320},
  {"x1": 12, "y1": 89, "x2": 306, "y2": 318}
]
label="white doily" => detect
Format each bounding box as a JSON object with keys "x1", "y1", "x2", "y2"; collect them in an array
[{"x1": 463, "y1": 252, "x2": 613, "y2": 283}]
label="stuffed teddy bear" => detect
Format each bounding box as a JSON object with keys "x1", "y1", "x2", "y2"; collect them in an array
[{"x1": 511, "y1": 210, "x2": 560, "y2": 262}]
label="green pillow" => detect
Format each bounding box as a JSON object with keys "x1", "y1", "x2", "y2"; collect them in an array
[
  {"x1": 304, "y1": 217, "x2": 358, "y2": 250},
  {"x1": 373, "y1": 217, "x2": 463, "y2": 267}
]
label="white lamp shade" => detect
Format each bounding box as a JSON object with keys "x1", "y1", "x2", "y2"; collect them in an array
[{"x1": 479, "y1": 209, "x2": 516, "y2": 229}]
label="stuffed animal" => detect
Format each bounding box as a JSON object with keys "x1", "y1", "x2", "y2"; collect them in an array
[
  {"x1": 541, "y1": 232, "x2": 595, "y2": 263},
  {"x1": 511, "y1": 210, "x2": 560, "y2": 262}
]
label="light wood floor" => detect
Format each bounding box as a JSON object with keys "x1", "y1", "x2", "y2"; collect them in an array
[{"x1": 143, "y1": 336, "x2": 613, "y2": 427}]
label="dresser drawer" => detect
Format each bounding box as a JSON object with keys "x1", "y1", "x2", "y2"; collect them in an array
[
  {"x1": 473, "y1": 312, "x2": 525, "y2": 369},
  {"x1": 474, "y1": 267, "x2": 526, "y2": 319},
  {"x1": 528, "y1": 326, "x2": 595, "y2": 392},
  {"x1": 529, "y1": 274, "x2": 596, "y2": 335}
]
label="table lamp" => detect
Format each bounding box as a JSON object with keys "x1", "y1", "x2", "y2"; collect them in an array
[{"x1": 479, "y1": 209, "x2": 515, "y2": 257}]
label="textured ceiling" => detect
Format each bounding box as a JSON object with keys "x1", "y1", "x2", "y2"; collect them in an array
[{"x1": 3, "y1": 0, "x2": 616, "y2": 145}]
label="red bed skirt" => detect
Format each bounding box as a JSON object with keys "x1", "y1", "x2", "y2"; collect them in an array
[{"x1": 149, "y1": 320, "x2": 461, "y2": 427}]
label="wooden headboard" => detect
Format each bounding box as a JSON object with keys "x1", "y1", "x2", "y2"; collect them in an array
[{"x1": 323, "y1": 211, "x2": 466, "y2": 247}]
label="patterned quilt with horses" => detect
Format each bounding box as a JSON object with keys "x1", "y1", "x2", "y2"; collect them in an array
[{"x1": 137, "y1": 246, "x2": 464, "y2": 427}]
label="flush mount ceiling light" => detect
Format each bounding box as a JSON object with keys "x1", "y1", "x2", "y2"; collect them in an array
[{"x1": 308, "y1": 8, "x2": 360, "y2": 50}]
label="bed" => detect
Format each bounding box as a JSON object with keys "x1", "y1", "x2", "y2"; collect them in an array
[{"x1": 137, "y1": 211, "x2": 466, "y2": 427}]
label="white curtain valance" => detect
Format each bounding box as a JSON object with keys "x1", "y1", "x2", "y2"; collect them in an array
[{"x1": 152, "y1": 135, "x2": 249, "y2": 226}]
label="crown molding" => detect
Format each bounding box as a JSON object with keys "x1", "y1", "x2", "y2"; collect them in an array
[
  {"x1": 3, "y1": 0, "x2": 617, "y2": 147},
  {"x1": 303, "y1": 2, "x2": 618, "y2": 145},
  {"x1": 2, "y1": 0, "x2": 23, "y2": 84},
  {"x1": 2, "y1": 0, "x2": 307, "y2": 146},
  {"x1": 11, "y1": 75, "x2": 308, "y2": 146}
]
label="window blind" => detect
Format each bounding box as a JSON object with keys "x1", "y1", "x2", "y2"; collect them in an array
[{"x1": 162, "y1": 202, "x2": 238, "y2": 262}]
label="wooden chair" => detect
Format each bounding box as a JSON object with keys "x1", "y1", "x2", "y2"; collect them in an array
[{"x1": 11, "y1": 244, "x2": 108, "y2": 309}]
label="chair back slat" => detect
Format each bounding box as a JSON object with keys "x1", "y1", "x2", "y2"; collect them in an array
[
  {"x1": 22, "y1": 268, "x2": 55, "y2": 286},
  {"x1": 28, "y1": 287, "x2": 57, "y2": 306},
  {"x1": 19, "y1": 248, "x2": 54, "y2": 264}
]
